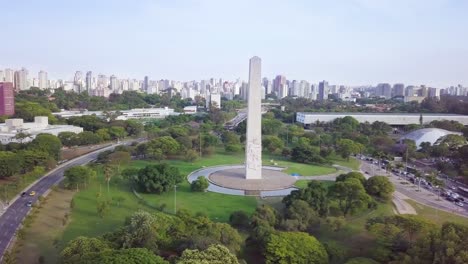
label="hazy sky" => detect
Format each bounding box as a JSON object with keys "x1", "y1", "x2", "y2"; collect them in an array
[{"x1": 1, "y1": 0, "x2": 468, "y2": 87}]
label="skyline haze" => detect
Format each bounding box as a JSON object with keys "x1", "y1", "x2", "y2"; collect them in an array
[{"x1": 1, "y1": 0, "x2": 468, "y2": 87}]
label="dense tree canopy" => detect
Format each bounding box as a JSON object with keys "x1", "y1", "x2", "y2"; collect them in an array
[
  {"x1": 177, "y1": 244, "x2": 239, "y2": 264},
  {"x1": 28, "y1": 133, "x2": 62, "y2": 161},
  {"x1": 265, "y1": 231, "x2": 328, "y2": 264},
  {"x1": 63, "y1": 166, "x2": 96, "y2": 190},
  {"x1": 132, "y1": 164, "x2": 183, "y2": 194}
]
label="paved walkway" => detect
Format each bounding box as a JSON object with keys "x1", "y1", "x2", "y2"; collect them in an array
[{"x1": 187, "y1": 165, "x2": 297, "y2": 197}]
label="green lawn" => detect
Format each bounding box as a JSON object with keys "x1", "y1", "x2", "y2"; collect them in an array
[
  {"x1": 405, "y1": 200, "x2": 468, "y2": 227},
  {"x1": 59, "y1": 150, "x2": 351, "y2": 248},
  {"x1": 329, "y1": 155, "x2": 360, "y2": 170},
  {"x1": 60, "y1": 171, "x2": 158, "y2": 246}
]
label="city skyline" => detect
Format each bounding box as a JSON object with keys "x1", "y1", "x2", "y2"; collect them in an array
[{"x1": 2, "y1": 1, "x2": 468, "y2": 87}]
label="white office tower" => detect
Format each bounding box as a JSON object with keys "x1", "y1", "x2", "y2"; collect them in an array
[
  {"x1": 14, "y1": 68, "x2": 29, "y2": 91},
  {"x1": 245, "y1": 56, "x2": 262, "y2": 180},
  {"x1": 0, "y1": 70, "x2": 4, "y2": 81},
  {"x1": 38, "y1": 70, "x2": 48, "y2": 89},
  {"x1": 4, "y1": 69, "x2": 14, "y2": 83}
]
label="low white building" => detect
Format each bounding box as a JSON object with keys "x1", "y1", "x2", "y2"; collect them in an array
[
  {"x1": 296, "y1": 112, "x2": 468, "y2": 126},
  {"x1": 183, "y1": 106, "x2": 197, "y2": 114},
  {"x1": 115, "y1": 107, "x2": 176, "y2": 120},
  {"x1": 0, "y1": 116, "x2": 83, "y2": 144}
]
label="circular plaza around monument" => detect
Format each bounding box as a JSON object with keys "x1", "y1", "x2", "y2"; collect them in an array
[
  {"x1": 209, "y1": 167, "x2": 295, "y2": 191},
  {"x1": 187, "y1": 165, "x2": 298, "y2": 197}
]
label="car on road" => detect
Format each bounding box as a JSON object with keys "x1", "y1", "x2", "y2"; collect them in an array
[
  {"x1": 26, "y1": 201, "x2": 32, "y2": 207},
  {"x1": 29, "y1": 191, "x2": 36, "y2": 196},
  {"x1": 21, "y1": 192, "x2": 26, "y2": 197},
  {"x1": 365, "y1": 171, "x2": 369, "y2": 174},
  {"x1": 456, "y1": 202, "x2": 464, "y2": 207}
]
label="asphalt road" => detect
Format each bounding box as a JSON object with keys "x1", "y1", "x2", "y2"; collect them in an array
[{"x1": 0, "y1": 142, "x2": 128, "y2": 261}]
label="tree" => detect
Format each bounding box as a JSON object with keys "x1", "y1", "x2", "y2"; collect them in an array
[
  {"x1": 191, "y1": 177, "x2": 209, "y2": 192},
  {"x1": 262, "y1": 135, "x2": 285, "y2": 154},
  {"x1": 336, "y1": 172, "x2": 367, "y2": 186},
  {"x1": 63, "y1": 166, "x2": 96, "y2": 190},
  {"x1": 96, "y1": 128, "x2": 111, "y2": 141},
  {"x1": 17, "y1": 149, "x2": 51, "y2": 171},
  {"x1": 283, "y1": 181, "x2": 329, "y2": 217},
  {"x1": 28, "y1": 133, "x2": 62, "y2": 161},
  {"x1": 329, "y1": 178, "x2": 371, "y2": 216},
  {"x1": 262, "y1": 118, "x2": 284, "y2": 135},
  {"x1": 336, "y1": 139, "x2": 363, "y2": 161},
  {"x1": 177, "y1": 244, "x2": 239, "y2": 264},
  {"x1": 291, "y1": 145, "x2": 326, "y2": 164},
  {"x1": 229, "y1": 211, "x2": 250, "y2": 229},
  {"x1": 77, "y1": 131, "x2": 102, "y2": 145},
  {"x1": 120, "y1": 210, "x2": 158, "y2": 249},
  {"x1": 365, "y1": 176, "x2": 395, "y2": 201},
  {"x1": 60, "y1": 236, "x2": 109, "y2": 264},
  {"x1": 15, "y1": 131, "x2": 31, "y2": 144},
  {"x1": 0, "y1": 151, "x2": 21, "y2": 178},
  {"x1": 265, "y1": 232, "x2": 328, "y2": 264},
  {"x1": 107, "y1": 151, "x2": 131, "y2": 173},
  {"x1": 125, "y1": 120, "x2": 144, "y2": 136},
  {"x1": 147, "y1": 136, "x2": 180, "y2": 160},
  {"x1": 59, "y1": 132, "x2": 79, "y2": 147},
  {"x1": 80, "y1": 248, "x2": 168, "y2": 264},
  {"x1": 97, "y1": 200, "x2": 110, "y2": 218},
  {"x1": 184, "y1": 149, "x2": 199, "y2": 162},
  {"x1": 134, "y1": 164, "x2": 183, "y2": 194},
  {"x1": 108, "y1": 126, "x2": 127, "y2": 140},
  {"x1": 14, "y1": 101, "x2": 57, "y2": 123},
  {"x1": 282, "y1": 200, "x2": 320, "y2": 232}
]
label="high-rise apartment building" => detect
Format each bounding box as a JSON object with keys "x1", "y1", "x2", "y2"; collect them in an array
[
  {"x1": 392, "y1": 83, "x2": 405, "y2": 97},
  {"x1": 376, "y1": 83, "x2": 392, "y2": 98},
  {"x1": 38, "y1": 70, "x2": 48, "y2": 89},
  {"x1": 143, "y1": 76, "x2": 149, "y2": 92},
  {"x1": 0, "y1": 82, "x2": 15, "y2": 116},
  {"x1": 318, "y1": 80, "x2": 329, "y2": 101},
  {"x1": 0, "y1": 71, "x2": 4, "y2": 82},
  {"x1": 273, "y1": 75, "x2": 286, "y2": 95},
  {"x1": 110, "y1": 75, "x2": 118, "y2": 91},
  {"x1": 13, "y1": 68, "x2": 29, "y2": 92},
  {"x1": 86, "y1": 71, "x2": 93, "y2": 91},
  {"x1": 74, "y1": 71, "x2": 83, "y2": 93},
  {"x1": 4, "y1": 69, "x2": 14, "y2": 83}
]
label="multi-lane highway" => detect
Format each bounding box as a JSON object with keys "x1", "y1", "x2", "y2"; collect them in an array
[{"x1": 0, "y1": 142, "x2": 128, "y2": 261}]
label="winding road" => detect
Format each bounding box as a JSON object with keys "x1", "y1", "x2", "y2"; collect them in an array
[{"x1": 0, "y1": 141, "x2": 133, "y2": 262}]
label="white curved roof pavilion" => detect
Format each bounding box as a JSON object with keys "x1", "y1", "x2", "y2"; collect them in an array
[{"x1": 400, "y1": 128, "x2": 462, "y2": 149}]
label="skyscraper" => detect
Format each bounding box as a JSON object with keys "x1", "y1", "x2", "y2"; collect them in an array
[
  {"x1": 4, "y1": 69, "x2": 14, "y2": 83},
  {"x1": 13, "y1": 68, "x2": 29, "y2": 92},
  {"x1": 0, "y1": 70, "x2": 4, "y2": 82},
  {"x1": 38, "y1": 70, "x2": 48, "y2": 89},
  {"x1": 318, "y1": 80, "x2": 329, "y2": 101},
  {"x1": 110, "y1": 75, "x2": 118, "y2": 91},
  {"x1": 74, "y1": 71, "x2": 83, "y2": 93},
  {"x1": 393, "y1": 83, "x2": 405, "y2": 97},
  {"x1": 273, "y1": 75, "x2": 286, "y2": 95},
  {"x1": 143, "y1": 76, "x2": 149, "y2": 92},
  {"x1": 376, "y1": 83, "x2": 392, "y2": 98},
  {"x1": 86, "y1": 71, "x2": 93, "y2": 91},
  {"x1": 245, "y1": 56, "x2": 262, "y2": 180},
  {"x1": 0, "y1": 82, "x2": 15, "y2": 116}
]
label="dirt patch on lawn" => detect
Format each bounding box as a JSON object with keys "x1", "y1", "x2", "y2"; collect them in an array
[
  {"x1": 61, "y1": 143, "x2": 112, "y2": 161},
  {"x1": 15, "y1": 188, "x2": 75, "y2": 264}
]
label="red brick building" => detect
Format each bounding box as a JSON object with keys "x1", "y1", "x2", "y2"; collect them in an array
[{"x1": 0, "y1": 82, "x2": 15, "y2": 116}]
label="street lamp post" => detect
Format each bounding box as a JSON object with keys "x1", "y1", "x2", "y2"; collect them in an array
[{"x1": 174, "y1": 185, "x2": 177, "y2": 214}]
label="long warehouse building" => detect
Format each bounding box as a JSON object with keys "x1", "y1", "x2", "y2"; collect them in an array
[{"x1": 296, "y1": 112, "x2": 468, "y2": 126}]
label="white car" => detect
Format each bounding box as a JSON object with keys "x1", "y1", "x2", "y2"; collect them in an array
[{"x1": 456, "y1": 202, "x2": 464, "y2": 207}]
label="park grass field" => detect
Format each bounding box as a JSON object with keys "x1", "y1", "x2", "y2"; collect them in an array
[
  {"x1": 405, "y1": 199, "x2": 468, "y2": 226},
  {"x1": 15, "y1": 188, "x2": 75, "y2": 264}
]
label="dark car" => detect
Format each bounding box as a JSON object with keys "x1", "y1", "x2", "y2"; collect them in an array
[
  {"x1": 21, "y1": 192, "x2": 26, "y2": 197},
  {"x1": 26, "y1": 201, "x2": 32, "y2": 207}
]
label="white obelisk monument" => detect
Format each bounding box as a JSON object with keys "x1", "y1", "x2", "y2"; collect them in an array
[{"x1": 245, "y1": 56, "x2": 262, "y2": 179}]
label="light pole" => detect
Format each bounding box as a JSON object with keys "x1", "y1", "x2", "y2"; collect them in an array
[{"x1": 174, "y1": 185, "x2": 177, "y2": 214}]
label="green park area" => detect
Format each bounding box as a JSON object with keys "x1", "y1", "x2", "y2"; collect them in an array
[{"x1": 60, "y1": 150, "x2": 338, "y2": 245}]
